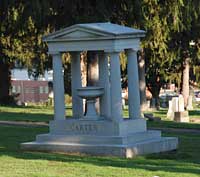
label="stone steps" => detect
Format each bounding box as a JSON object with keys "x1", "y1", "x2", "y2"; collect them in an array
[
  {"x1": 21, "y1": 137, "x2": 178, "y2": 158},
  {"x1": 36, "y1": 130, "x2": 161, "y2": 145}
]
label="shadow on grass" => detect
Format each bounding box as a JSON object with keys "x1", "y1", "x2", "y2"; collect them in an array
[
  {"x1": 147, "y1": 119, "x2": 200, "y2": 130},
  {"x1": 189, "y1": 110, "x2": 200, "y2": 116},
  {"x1": 0, "y1": 125, "x2": 200, "y2": 175},
  {"x1": 1, "y1": 151, "x2": 199, "y2": 175}
]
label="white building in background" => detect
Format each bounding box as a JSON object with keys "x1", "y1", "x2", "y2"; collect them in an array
[{"x1": 11, "y1": 68, "x2": 53, "y2": 81}]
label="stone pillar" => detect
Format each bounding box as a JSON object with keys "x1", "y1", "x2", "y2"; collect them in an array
[
  {"x1": 109, "y1": 50, "x2": 123, "y2": 121},
  {"x1": 52, "y1": 52, "x2": 65, "y2": 120},
  {"x1": 126, "y1": 49, "x2": 141, "y2": 119},
  {"x1": 98, "y1": 52, "x2": 111, "y2": 119},
  {"x1": 71, "y1": 52, "x2": 83, "y2": 118}
]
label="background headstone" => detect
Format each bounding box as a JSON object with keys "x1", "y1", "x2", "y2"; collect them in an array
[
  {"x1": 167, "y1": 100, "x2": 174, "y2": 119},
  {"x1": 187, "y1": 95, "x2": 193, "y2": 110},
  {"x1": 172, "y1": 97, "x2": 179, "y2": 112},
  {"x1": 178, "y1": 95, "x2": 185, "y2": 112}
]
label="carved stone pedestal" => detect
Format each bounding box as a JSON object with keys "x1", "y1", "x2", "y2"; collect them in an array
[{"x1": 21, "y1": 118, "x2": 178, "y2": 158}]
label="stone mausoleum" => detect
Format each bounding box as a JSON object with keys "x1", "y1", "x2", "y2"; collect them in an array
[{"x1": 21, "y1": 23, "x2": 178, "y2": 157}]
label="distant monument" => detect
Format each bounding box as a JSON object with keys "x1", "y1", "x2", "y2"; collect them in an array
[
  {"x1": 21, "y1": 23, "x2": 178, "y2": 157},
  {"x1": 167, "y1": 95, "x2": 189, "y2": 122},
  {"x1": 187, "y1": 95, "x2": 193, "y2": 110}
]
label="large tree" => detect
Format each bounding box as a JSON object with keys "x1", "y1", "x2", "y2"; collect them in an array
[
  {"x1": 1, "y1": 0, "x2": 200, "y2": 108},
  {"x1": 140, "y1": 0, "x2": 200, "y2": 109},
  {"x1": 0, "y1": 0, "x2": 51, "y2": 104},
  {"x1": 167, "y1": 0, "x2": 200, "y2": 108}
]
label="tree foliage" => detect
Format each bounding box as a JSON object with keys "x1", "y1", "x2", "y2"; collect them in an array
[{"x1": 0, "y1": 0, "x2": 200, "y2": 106}]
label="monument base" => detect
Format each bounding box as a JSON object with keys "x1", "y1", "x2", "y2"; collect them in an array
[
  {"x1": 21, "y1": 119, "x2": 178, "y2": 157},
  {"x1": 21, "y1": 135, "x2": 178, "y2": 158}
]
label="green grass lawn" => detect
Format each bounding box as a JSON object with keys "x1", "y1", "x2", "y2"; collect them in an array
[
  {"x1": 0, "y1": 125, "x2": 199, "y2": 177},
  {"x1": 0, "y1": 106, "x2": 199, "y2": 176},
  {"x1": 146, "y1": 109, "x2": 200, "y2": 130},
  {"x1": 0, "y1": 106, "x2": 200, "y2": 177},
  {"x1": 0, "y1": 106, "x2": 71, "y2": 122},
  {"x1": 0, "y1": 106, "x2": 200, "y2": 130}
]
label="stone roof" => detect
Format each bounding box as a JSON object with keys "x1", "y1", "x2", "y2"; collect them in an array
[
  {"x1": 43, "y1": 22, "x2": 145, "y2": 42},
  {"x1": 75, "y1": 22, "x2": 145, "y2": 35}
]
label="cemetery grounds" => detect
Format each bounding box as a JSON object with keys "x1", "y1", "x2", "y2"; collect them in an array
[{"x1": 0, "y1": 105, "x2": 199, "y2": 177}]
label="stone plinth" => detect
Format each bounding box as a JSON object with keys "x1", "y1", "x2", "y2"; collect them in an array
[
  {"x1": 49, "y1": 119, "x2": 146, "y2": 136},
  {"x1": 21, "y1": 118, "x2": 178, "y2": 157},
  {"x1": 174, "y1": 111, "x2": 189, "y2": 123}
]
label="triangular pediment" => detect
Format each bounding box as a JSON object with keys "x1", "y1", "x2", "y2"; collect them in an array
[
  {"x1": 56, "y1": 29, "x2": 106, "y2": 39},
  {"x1": 43, "y1": 22, "x2": 146, "y2": 42},
  {"x1": 43, "y1": 25, "x2": 112, "y2": 41}
]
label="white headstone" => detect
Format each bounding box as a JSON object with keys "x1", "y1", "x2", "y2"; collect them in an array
[
  {"x1": 167, "y1": 100, "x2": 174, "y2": 119},
  {"x1": 187, "y1": 95, "x2": 193, "y2": 110},
  {"x1": 172, "y1": 97, "x2": 179, "y2": 112},
  {"x1": 178, "y1": 95, "x2": 185, "y2": 112}
]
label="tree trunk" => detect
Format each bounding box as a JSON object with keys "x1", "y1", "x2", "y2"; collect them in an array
[
  {"x1": 80, "y1": 52, "x2": 87, "y2": 87},
  {"x1": 181, "y1": 57, "x2": 190, "y2": 109},
  {"x1": 138, "y1": 49, "x2": 147, "y2": 111},
  {"x1": 87, "y1": 51, "x2": 99, "y2": 86},
  {"x1": 63, "y1": 63, "x2": 71, "y2": 96},
  {"x1": 148, "y1": 76, "x2": 161, "y2": 110},
  {"x1": 87, "y1": 51, "x2": 99, "y2": 113},
  {"x1": 0, "y1": 60, "x2": 11, "y2": 104}
]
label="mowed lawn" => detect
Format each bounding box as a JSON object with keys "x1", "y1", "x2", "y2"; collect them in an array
[
  {"x1": 0, "y1": 106, "x2": 199, "y2": 177},
  {"x1": 0, "y1": 106, "x2": 200, "y2": 130}
]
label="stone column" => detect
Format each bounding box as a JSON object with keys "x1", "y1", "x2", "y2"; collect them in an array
[
  {"x1": 52, "y1": 52, "x2": 65, "y2": 120},
  {"x1": 126, "y1": 49, "x2": 141, "y2": 119},
  {"x1": 71, "y1": 52, "x2": 83, "y2": 118},
  {"x1": 98, "y1": 52, "x2": 111, "y2": 119},
  {"x1": 109, "y1": 50, "x2": 123, "y2": 122}
]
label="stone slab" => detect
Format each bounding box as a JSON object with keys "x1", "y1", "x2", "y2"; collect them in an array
[{"x1": 21, "y1": 137, "x2": 178, "y2": 158}]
